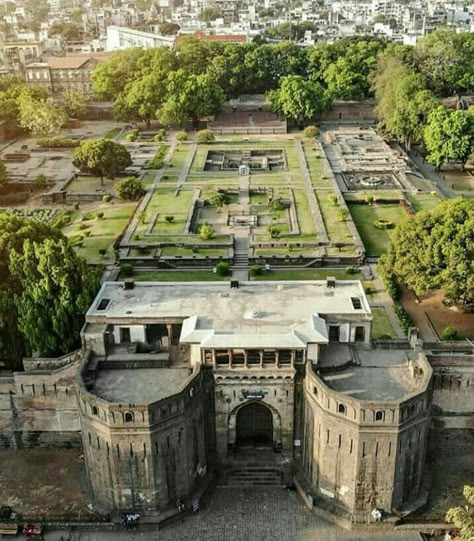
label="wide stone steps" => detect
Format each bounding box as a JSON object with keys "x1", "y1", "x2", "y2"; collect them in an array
[{"x1": 225, "y1": 467, "x2": 282, "y2": 487}]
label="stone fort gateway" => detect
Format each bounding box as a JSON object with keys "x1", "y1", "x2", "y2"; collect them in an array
[{"x1": 1, "y1": 278, "x2": 472, "y2": 528}]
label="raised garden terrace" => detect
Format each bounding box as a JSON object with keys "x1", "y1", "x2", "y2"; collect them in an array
[{"x1": 119, "y1": 136, "x2": 364, "y2": 269}]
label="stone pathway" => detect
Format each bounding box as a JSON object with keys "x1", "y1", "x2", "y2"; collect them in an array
[
  {"x1": 120, "y1": 142, "x2": 176, "y2": 248},
  {"x1": 294, "y1": 140, "x2": 329, "y2": 244},
  {"x1": 42, "y1": 488, "x2": 422, "y2": 541},
  {"x1": 369, "y1": 264, "x2": 405, "y2": 339},
  {"x1": 177, "y1": 143, "x2": 197, "y2": 187},
  {"x1": 407, "y1": 151, "x2": 455, "y2": 199},
  {"x1": 239, "y1": 175, "x2": 250, "y2": 206}
]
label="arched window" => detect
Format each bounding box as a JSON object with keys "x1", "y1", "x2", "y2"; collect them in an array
[
  {"x1": 375, "y1": 410, "x2": 385, "y2": 422},
  {"x1": 338, "y1": 403, "x2": 347, "y2": 415},
  {"x1": 313, "y1": 386, "x2": 318, "y2": 396},
  {"x1": 92, "y1": 405, "x2": 98, "y2": 416},
  {"x1": 124, "y1": 411, "x2": 134, "y2": 423}
]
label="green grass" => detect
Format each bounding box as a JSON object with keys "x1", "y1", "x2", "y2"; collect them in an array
[
  {"x1": 371, "y1": 307, "x2": 396, "y2": 339},
  {"x1": 145, "y1": 145, "x2": 167, "y2": 169},
  {"x1": 124, "y1": 271, "x2": 229, "y2": 281},
  {"x1": 348, "y1": 203, "x2": 408, "y2": 256},
  {"x1": 104, "y1": 127, "x2": 121, "y2": 139},
  {"x1": 407, "y1": 193, "x2": 441, "y2": 212},
  {"x1": 293, "y1": 189, "x2": 316, "y2": 236},
  {"x1": 252, "y1": 269, "x2": 362, "y2": 281},
  {"x1": 160, "y1": 247, "x2": 228, "y2": 257},
  {"x1": 63, "y1": 202, "x2": 136, "y2": 264},
  {"x1": 67, "y1": 176, "x2": 113, "y2": 194}
]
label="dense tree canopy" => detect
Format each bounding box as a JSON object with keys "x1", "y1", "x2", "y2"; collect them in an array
[
  {"x1": 0, "y1": 213, "x2": 99, "y2": 370},
  {"x1": 17, "y1": 92, "x2": 68, "y2": 136},
  {"x1": 383, "y1": 199, "x2": 474, "y2": 307},
  {"x1": 268, "y1": 75, "x2": 331, "y2": 122},
  {"x1": 373, "y1": 57, "x2": 438, "y2": 149},
  {"x1": 423, "y1": 107, "x2": 474, "y2": 169},
  {"x1": 72, "y1": 139, "x2": 132, "y2": 183},
  {"x1": 158, "y1": 69, "x2": 225, "y2": 127}
]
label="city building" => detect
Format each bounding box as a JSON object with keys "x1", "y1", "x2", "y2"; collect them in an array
[
  {"x1": 25, "y1": 53, "x2": 110, "y2": 96},
  {"x1": 105, "y1": 26, "x2": 175, "y2": 51}
]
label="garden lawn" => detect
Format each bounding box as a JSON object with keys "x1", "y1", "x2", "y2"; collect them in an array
[
  {"x1": 127, "y1": 271, "x2": 228, "y2": 281},
  {"x1": 252, "y1": 269, "x2": 362, "y2": 281},
  {"x1": 348, "y1": 203, "x2": 407, "y2": 256},
  {"x1": 407, "y1": 193, "x2": 441, "y2": 212},
  {"x1": 371, "y1": 307, "x2": 396, "y2": 339},
  {"x1": 63, "y1": 202, "x2": 136, "y2": 264},
  {"x1": 67, "y1": 176, "x2": 114, "y2": 194},
  {"x1": 104, "y1": 127, "x2": 121, "y2": 139}
]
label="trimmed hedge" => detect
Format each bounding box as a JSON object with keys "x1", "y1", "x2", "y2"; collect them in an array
[
  {"x1": 394, "y1": 305, "x2": 412, "y2": 334},
  {"x1": 36, "y1": 136, "x2": 80, "y2": 148},
  {"x1": 145, "y1": 145, "x2": 167, "y2": 169}
]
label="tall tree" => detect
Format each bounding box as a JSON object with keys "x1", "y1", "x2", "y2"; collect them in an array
[
  {"x1": 9, "y1": 238, "x2": 100, "y2": 357},
  {"x1": 91, "y1": 48, "x2": 145, "y2": 101},
  {"x1": 72, "y1": 139, "x2": 132, "y2": 184},
  {"x1": 373, "y1": 56, "x2": 438, "y2": 149},
  {"x1": 423, "y1": 106, "x2": 474, "y2": 170},
  {"x1": 62, "y1": 89, "x2": 89, "y2": 118},
  {"x1": 17, "y1": 92, "x2": 67, "y2": 136},
  {"x1": 384, "y1": 199, "x2": 474, "y2": 307},
  {"x1": 114, "y1": 72, "x2": 167, "y2": 127},
  {"x1": 0, "y1": 213, "x2": 99, "y2": 370},
  {"x1": 158, "y1": 69, "x2": 225, "y2": 127},
  {"x1": 268, "y1": 75, "x2": 332, "y2": 122}
]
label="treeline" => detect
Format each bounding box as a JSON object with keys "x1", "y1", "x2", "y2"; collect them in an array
[
  {"x1": 373, "y1": 29, "x2": 474, "y2": 169},
  {"x1": 92, "y1": 30, "x2": 474, "y2": 130}
]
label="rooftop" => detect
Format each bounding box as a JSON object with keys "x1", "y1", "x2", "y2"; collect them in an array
[
  {"x1": 92, "y1": 367, "x2": 191, "y2": 404},
  {"x1": 319, "y1": 346, "x2": 431, "y2": 401},
  {"x1": 87, "y1": 281, "x2": 371, "y2": 349}
]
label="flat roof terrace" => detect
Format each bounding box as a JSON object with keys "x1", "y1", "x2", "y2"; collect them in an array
[
  {"x1": 92, "y1": 367, "x2": 191, "y2": 404},
  {"x1": 87, "y1": 281, "x2": 372, "y2": 332},
  {"x1": 319, "y1": 347, "x2": 431, "y2": 401}
]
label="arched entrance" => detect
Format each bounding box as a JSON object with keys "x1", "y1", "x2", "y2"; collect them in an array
[{"x1": 236, "y1": 402, "x2": 273, "y2": 446}]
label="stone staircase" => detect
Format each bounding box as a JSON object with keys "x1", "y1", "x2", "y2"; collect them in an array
[
  {"x1": 220, "y1": 447, "x2": 288, "y2": 487},
  {"x1": 226, "y1": 465, "x2": 283, "y2": 487}
]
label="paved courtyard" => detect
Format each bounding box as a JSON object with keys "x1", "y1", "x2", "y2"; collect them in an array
[{"x1": 43, "y1": 488, "x2": 421, "y2": 541}]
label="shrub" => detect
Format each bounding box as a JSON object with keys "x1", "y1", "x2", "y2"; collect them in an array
[
  {"x1": 78, "y1": 223, "x2": 89, "y2": 230},
  {"x1": 73, "y1": 203, "x2": 80, "y2": 210},
  {"x1": 199, "y1": 222, "x2": 215, "y2": 240},
  {"x1": 165, "y1": 215, "x2": 174, "y2": 223},
  {"x1": 327, "y1": 194, "x2": 338, "y2": 206},
  {"x1": 267, "y1": 225, "x2": 281, "y2": 238},
  {"x1": 303, "y1": 125, "x2": 318, "y2": 138},
  {"x1": 145, "y1": 145, "x2": 167, "y2": 169},
  {"x1": 96, "y1": 211, "x2": 104, "y2": 219},
  {"x1": 154, "y1": 129, "x2": 166, "y2": 142},
  {"x1": 377, "y1": 255, "x2": 401, "y2": 301},
  {"x1": 116, "y1": 177, "x2": 146, "y2": 201},
  {"x1": 196, "y1": 129, "x2": 215, "y2": 143},
  {"x1": 102, "y1": 194, "x2": 112, "y2": 203},
  {"x1": 215, "y1": 261, "x2": 230, "y2": 276},
  {"x1": 337, "y1": 208, "x2": 349, "y2": 222},
  {"x1": 99, "y1": 248, "x2": 107, "y2": 256},
  {"x1": 374, "y1": 219, "x2": 394, "y2": 229},
  {"x1": 176, "y1": 131, "x2": 188, "y2": 142},
  {"x1": 84, "y1": 230, "x2": 91, "y2": 237},
  {"x1": 345, "y1": 266, "x2": 357, "y2": 275},
  {"x1": 442, "y1": 326, "x2": 458, "y2": 341},
  {"x1": 34, "y1": 174, "x2": 47, "y2": 186},
  {"x1": 121, "y1": 263, "x2": 134, "y2": 277},
  {"x1": 125, "y1": 129, "x2": 139, "y2": 142},
  {"x1": 394, "y1": 305, "x2": 412, "y2": 334},
  {"x1": 210, "y1": 191, "x2": 231, "y2": 208},
  {"x1": 36, "y1": 136, "x2": 79, "y2": 148},
  {"x1": 271, "y1": 198, "x2": 286, "y2": 211},
  {"x1": 365, "y1": 194, "x2": 374, "y2": 205},
  {"x1": 250, "y1": 264, "x2": 264, "y2": 276}
]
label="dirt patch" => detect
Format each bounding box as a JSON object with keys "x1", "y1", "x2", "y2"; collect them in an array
[
  {"x1": 0, "y1": 449, "x2": 96, "y2": 521},
  {"x1": 401, "y1": 288, "x2": 474, "y2": 340},
  {"x1": 413, "y1": 429, "x2": 474, "y2": 521}
]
